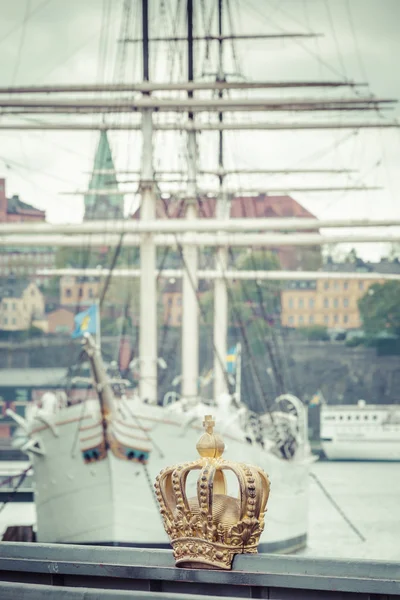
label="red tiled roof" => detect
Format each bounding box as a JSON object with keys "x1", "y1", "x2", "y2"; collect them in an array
[{"x1": 132, "y1": 194, "x2": 316, "y2": 220}]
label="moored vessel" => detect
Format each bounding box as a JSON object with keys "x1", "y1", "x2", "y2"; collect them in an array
[{"x1": 320, "y1": 400, "x2": 400, "y2": 461}]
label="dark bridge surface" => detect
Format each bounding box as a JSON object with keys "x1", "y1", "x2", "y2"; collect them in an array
[{"x1": 0, "y1": 543, "x2": 399, "y2": 599}]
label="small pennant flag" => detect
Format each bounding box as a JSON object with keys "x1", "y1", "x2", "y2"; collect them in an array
[
  {"x1": 226, "y1": 345, "x2": 238, "y2": 375},
  {"x1": 71, "y1": 304, "x2": 98, "y2": 339}
]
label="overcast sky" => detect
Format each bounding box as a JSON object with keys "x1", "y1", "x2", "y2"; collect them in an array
[{"x1": 0, "y1": 0, "x2": 399, "y2": 258}]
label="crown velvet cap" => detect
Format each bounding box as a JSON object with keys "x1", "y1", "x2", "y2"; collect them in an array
[{"x1": 154, "y1": 415, "x2": 271, "y2": 570}]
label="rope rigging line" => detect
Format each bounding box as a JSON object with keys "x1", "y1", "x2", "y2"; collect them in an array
[
  {"x1": 231, "y1": 193, "x2": 288, "y2": 393},
  {"x1": 209, "y1": 7, "x2": 293, "y2": 411},
  {"x1": 142, "y1": 461, "x2": 163, "y2": 517},
  {"x1": 195, "y1": 200, "x2": 280, "y2": 427},
  {"x1": 242, "y1": 0, "x2": 351, "y2": 82},
  {"x1": 0, "y1": 466, "x2": 31, "y2": 516},
  {"x1": 70, "y1": 385, "x2": 92, "y2": 457},
  {"x1": 310, "y1": 471, "x2": 366, "y2": 542},
  {"x1": 159, "y1": 196, "x2": 236, "y2": 403}
]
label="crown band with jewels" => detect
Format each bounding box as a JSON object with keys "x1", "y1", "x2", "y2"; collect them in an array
[{"x1": 154, "y1": 415, "x2": 270, "y2": 570}]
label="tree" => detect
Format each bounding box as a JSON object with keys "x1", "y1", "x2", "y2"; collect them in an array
[
  {"x1": 388, "y1": 242, "x2": 400, "y2": 261},
  {"x1": 40, "y1": 276, "x2": 60, "y2": 297},
  {"x1": 358, "y1": 281, "x2": 400, "y2": 336}
]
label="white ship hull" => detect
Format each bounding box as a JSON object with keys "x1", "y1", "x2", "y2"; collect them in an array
[
  {"x1": 29, "y1": 398, "x2": 311, "y2": 553},
  {"x1": 320, "y1": 403, "x2": 400, "y2": 462},
  {"x1": 321, "y1": 439, "x2": 400, "y2": 461}
]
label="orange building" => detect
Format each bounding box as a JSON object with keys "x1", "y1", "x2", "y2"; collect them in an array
[
  {"x1": 281, "y1": 260, "x2": 400, "y2": 330},
  {"x1": 47, "y1": 308, "x2": 75, "y2": 334},
  {"x1": 280, "y1": 277, "x2": 379, "y2": 329},
  {"x1": 60, "y1": 276, "x2": 101, "y2": 307},
  {"x1": 161, "y1": 280, "x2": 209, "y2": 327},
  {"x1": 162, "y1": 281, "x2": 182, "y2": 327}
]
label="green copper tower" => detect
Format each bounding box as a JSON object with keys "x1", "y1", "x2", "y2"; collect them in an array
[{"x1": 84, "y1": 131, "x2": 124, "y2": 220}]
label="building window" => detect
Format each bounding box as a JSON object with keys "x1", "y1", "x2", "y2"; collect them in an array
[
  {"x1": 343, "y1": 298, "x2": 349, "y2": 308},
  {"x1": 359, "y1": 281, "x2": 364, "y2": 291},
  {"x1": 309, "y1": 298, "x2": 314, "y2": 308},
  {"x1": 177, "y1": 297, "x2": 182, "y2": 306},
  {"x1": 334, "y1": 315, "x2": 338, "y2": 324},
  {"x1": 343, "y1": 315, "x2": 348, "y2": 324},
  {"x1": 309, "y1": 315, "x2": 314, "y2": 324},
  {"x1": 299, "y1": 315, "x2": 304, "y2": 324},
  {"x1": 324, "y1": 298, "x2": 329, "y2": 308},
  {"x1": 12, "y1": 302, "x2": 16, "y2": 310},
  {"x1": 324, "y1": 282, "x2": 329, "y2": 290},
  {"x1": 324, "y1": 315, "x2": 329, "y2": 325},
  {"x1": 343, "y1": 281, "x2": 349, "y2": 290},
  {"x1": 333, "y1": 298, "x2": 339, "y2": 308},
  {"x1": 12, "y1": 318, "x2": 16, "y2": 325},
  {"x1": 66, "y1": 289, "x2": 72, "y2": 298},
  {"x1": 333, "y1": 281, "x2": 339, "y2": 290},
  {"x1": 4, "y1": 317, "x2": 8, "y2": 325},
  {"x1": 168, "y1": 298, "x2": 172, "y2": 306},
  {"x1": 298, "y1": 298, "x2": 304, "y2": 309},
  {"x1": 288, "y1": 316, "x2": 294, "y2": 325},
  {"x1": 177, "y1": 314, "x2": 182, "y2": 324},
  {"x1": 3, "y1": 302, "x2": 7, "y2": 310},
  {"x1": 88, "y1": 288, "x2": 93, "y2": 298},
  {"x1": 288, "y1": 298, "x2": 294, "y2": 309},
  {"x1": 78, "y1": 288, "x2": 83, "y2": 298}
]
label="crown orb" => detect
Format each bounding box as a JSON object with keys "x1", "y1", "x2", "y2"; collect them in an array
[{"x1": 196, "y1": 415, "x2": 225, "y2": 458}]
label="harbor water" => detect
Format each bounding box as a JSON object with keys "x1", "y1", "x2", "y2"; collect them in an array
[
  {"x1": 302, "y1": 461, "x2": 400, "y2": 561},
  {"x1": 1, "y1": 460, "x2": 399, "y2": 562}
]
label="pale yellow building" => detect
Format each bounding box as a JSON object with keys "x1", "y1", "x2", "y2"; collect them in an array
[
  {"x1": 0, "y1": 278, "x2": 45, "y2": 331},
  {"x1": 281, "y1": 277, "x2": 381, "y2": 329}
]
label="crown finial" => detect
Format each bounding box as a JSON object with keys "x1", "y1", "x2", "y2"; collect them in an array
[
  {"x1": 203, "y1": 415, "x2": 215, "y2": 433},
  {"x1": 196, "y1": 414, "x2": 225, "y2": 458}
]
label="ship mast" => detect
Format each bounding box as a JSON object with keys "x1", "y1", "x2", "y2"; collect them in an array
[
  {"x1": 139, "y1": 0, "x2": 158, "y2": 404},
  {"x1": 181, "y1": 0, "x2": 199, "y2": 403},
  {"x1": 213, "y1": 0, "x2": 229, "y2": 400}
]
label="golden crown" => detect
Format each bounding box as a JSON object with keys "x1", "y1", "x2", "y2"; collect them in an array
[{"x1": 154, "y1": 415, "x2": 270, "y2": 570}]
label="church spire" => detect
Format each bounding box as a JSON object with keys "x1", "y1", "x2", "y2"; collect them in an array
[{"x1": 84, "y1": 131, "x2": 124, "y2": 220}]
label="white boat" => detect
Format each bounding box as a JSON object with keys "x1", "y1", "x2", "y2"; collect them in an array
[
  {"x1": 7, "y1": 336, "x2": 313, "y2": 553},
  {"x1": 320, "y1": 400, "x2": 400, "y2": 461}
]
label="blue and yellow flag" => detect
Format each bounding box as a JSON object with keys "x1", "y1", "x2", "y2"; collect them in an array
[
  {"x1": 226, "y1": 345, "x2": 238, "y2": 374},
  {"x1": 309, "y1": 391, "x2": 322, "y2": 406},
  {"x1": 71, "y1": 304, "x2": 98, "y2": 339}
]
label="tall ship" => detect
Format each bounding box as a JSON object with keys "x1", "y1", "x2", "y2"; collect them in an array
[
  {"x1": 7, "y1": 334, "x2": 312, "y2": 551},
  {"x1": 0, "y1": 0, "x2": 397, "y2": 552},
  {"x1": 320, "y1": 401, "x2": 400, "y2": 461}
]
